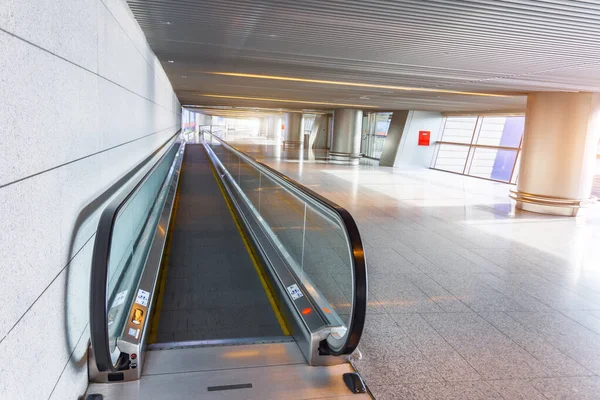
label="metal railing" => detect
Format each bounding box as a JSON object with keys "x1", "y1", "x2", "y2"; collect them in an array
[
  {"x1": 89, "y1": 134, "x2": 182, "y2": 374},
  {"x1": 431, "y1": 140, "x2": 522, "y2": 184},
  {"x1": 202, "y1": 129, "x2": 367, "y2": 356}
]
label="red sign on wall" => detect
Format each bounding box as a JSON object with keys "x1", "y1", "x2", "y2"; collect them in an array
[{"x1": 418, "y1": 131, "x2": 431, "y2": 146}]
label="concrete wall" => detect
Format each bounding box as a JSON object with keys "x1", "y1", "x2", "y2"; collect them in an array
[
  {"x1": 391, "y1": 111, "x2": 444, "y2": 168},
  {"x1": 0, "y1": 1, "x2": 181, "y2": 399},
  {"x1": 311, "y1": 115, "x2": 330, "y2": 149},
  {"x1": 379, "y1": 111, "x2": 410, "y2": 166}
]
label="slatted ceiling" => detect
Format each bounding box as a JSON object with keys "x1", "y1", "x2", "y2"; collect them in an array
[
  {"x1": 132, "y1": 1, "x2": 600, "y2": 53},
  {"x1": 185, "y1": 89, "x2": 524, "y2": 108},
  {"x1": 182, "y1": 94, "x2": 524, "y2": 113},
  {"x1": 177, "y1": 82, "x2": 527, "y2": 110},
  {"x1": 171, "y1": 57, "x2": 529, "y2": 94},
  {"x1": 145, "y1": 8, "x2": 600, "y2": 48},
  {"x1": 126, "y1": 0, "x2": 600, "y2": 112},
  {"x1": 177, "y1": 79, "x2": 525, "y2": 100},
  {"x1": 146, "y1": 38, "x2": 600, "y2": 83},
  {"x1": 182, "y1": 82, "x2": 517, "y2": 105}
]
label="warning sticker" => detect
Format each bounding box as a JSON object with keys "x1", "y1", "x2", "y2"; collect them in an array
[
  {"x1": 287, "y1": 284, "x2": 304, "y2": 300},
  {"x1": 135, "y1": 289, "x2": 150, "y2": 307},
  {"x1": 128, "y1": 327, "x2": 140, "y2": 339},
  {"x1": 111, "y1": 290, "x2": 128, "y2": 308}
]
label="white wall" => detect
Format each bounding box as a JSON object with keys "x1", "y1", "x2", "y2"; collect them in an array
[
  {"x1": 379, "y1": 111, "x2": 410, "y2": 166},
  {"x1": 392, "y1": 111, "x2": 444, "y2": 168},
  {"x1": 0, "y1": 1, "x2": 181, "y2": 399}
]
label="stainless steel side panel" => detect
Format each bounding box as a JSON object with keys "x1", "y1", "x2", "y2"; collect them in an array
[
  {"x1": 89, "y1": 143, "x2": 186, "y2": 383},
  {"x1": 203, "y1": 142, "x2": 347, "y2": 366}
]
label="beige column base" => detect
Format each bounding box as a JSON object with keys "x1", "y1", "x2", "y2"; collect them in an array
[
  {"x1": 510, "y1": 190, "x2": 596, "y2": 217},
  {"x1": 328, "y1": 151, "x2": 361, "y2": 165},
  {"x1": 282, "y1": 140, "x2": 303, "y2": 148}
]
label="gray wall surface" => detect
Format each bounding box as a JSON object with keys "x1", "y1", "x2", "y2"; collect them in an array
[
  {"x1": 0, "y1": 1, "x2": 181, "y2": 399},
  {"x1": 379, "y1": 111, "x2": 443, "y2": 168},
  {"x1": 309, "y1": 115, "x2": 328, "y2": 149},
  {"x1": 284, "y1": 112, "x2": 303, "y2": 143},
  {"x1": 379, "y1": 111, "x2": 410, "y2": 166},
  {"x1": 393, "y1": 111, "x2": 444, "y2": 168}
]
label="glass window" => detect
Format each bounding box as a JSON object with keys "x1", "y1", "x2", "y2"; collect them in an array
[
  {"x1": 372, "y1": 113, "x2": 391, "y2": 159},
  {"x1": 362, "y1": 112, "x2": 392, "y2": 159},
  {"x1": 440, "y1": 117, "x2": 477, "y2": 144},
  {"x1": 468, "y1": 147, "x2": 518, "y2": 181},
  {"x1": 432, "y1": 115, "x2": 524, "y2": 183},
  {"x1": 433, "y1": 143, "x2": 470, "y2": 173},
  {"x1": 476, "y1": 116, "x2": 525, "y2": 147},
  {"x1": 303, "y1": 114, "x2": 316, "y2": 134},
  {"x1": 374, "y1": 113, "x2": 392, "y2": 136}
]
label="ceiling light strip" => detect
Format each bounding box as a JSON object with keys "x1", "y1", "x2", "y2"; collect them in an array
[
  {"x1": 198, "y1": 94, "x2": 377, "y2": 108},
  {"x1": 209, "y1": 72, "x2": 516, "y2": 97}
]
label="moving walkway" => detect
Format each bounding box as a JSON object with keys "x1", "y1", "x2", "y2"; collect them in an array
[{"x1": 85, "y1": 131, "x2": 369, "y2": 399}]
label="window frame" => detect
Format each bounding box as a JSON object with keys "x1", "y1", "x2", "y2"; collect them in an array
[{"x1": 432, "y1": 115, "x2": 525, "y2": 183}]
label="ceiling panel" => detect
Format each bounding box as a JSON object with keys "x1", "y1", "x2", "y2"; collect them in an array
[{"x1": 126, "y1": 0, "x2": 600, "y2": 112}]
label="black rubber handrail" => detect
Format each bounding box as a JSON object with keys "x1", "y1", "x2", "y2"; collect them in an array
[
  {"x1": 89, "y1": 133, "x2": 179, "y2": 372},
  {"x1": 203, "y1": 131, "x2": 367, "y2": 356}
]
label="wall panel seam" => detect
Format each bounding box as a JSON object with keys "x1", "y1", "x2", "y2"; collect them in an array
[
  {"x1": 0, "y1": 234, "x2": 95, "y2": 345},
  {"x1": 1, "y1": 127, "x2": 180, "y2": 343},
  {"x1": 98, "y1": 0, "x2": 175, "y2": 92},
  {"x1": 46, "y1": 322, "x2": 90, "y2": 400},
  {"x1": 0, "y1": 27, "x2": 180, "y2": 115},
  {"x1": 0, "y1": 125, "x2": 179, "y2": 190}
]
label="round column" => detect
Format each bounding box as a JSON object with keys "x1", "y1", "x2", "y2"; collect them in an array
[
  {"x1": 259, "y1": 117, "x2": 269, "y2": 137},
  {"x1": 329, "y1": 109, "x2": 363, "y2": 165},
  {"x1": 283, "y1": 112, "x2": 303, "y2": 147},
  {"x1": 264, "y1": 115, "x2": 281, "y2": 139},
  {"x1": 512, "y1": 92, "x2": 600, "y2": 216}
]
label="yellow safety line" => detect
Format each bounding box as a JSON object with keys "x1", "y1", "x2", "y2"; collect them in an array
[
  {"x1": 148, "y1": 164, "x2": 183, "y2": 344},
  {"x1": 206, "y1": 149, "x2": 291, "y2": 336}
]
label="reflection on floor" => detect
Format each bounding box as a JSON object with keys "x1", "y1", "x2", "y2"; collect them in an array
[{"x1": 227, "y1": 134, "x2": 600, "y2": 400}]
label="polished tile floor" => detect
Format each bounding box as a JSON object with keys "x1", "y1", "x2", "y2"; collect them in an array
[{"x1": 225, "y1": 135, "x2": 600, "y2": 400}]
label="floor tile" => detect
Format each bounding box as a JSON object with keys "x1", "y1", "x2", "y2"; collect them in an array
[
  {"x1": 426, "y1": 273, "x2": 529, "y2": 312},
  {"x1": 478, "y1": 273, "x2": 555, "y2": 312},
  {"x1": 530, "y1": 376, "x2": 600, "y2": 400},
  {"x1": 356, "y1": 314, "x2": 427, "y2": 363},
  {"x1": 485, "y1": 271, "x2": 600, "y2": 311},
  {"x1": 479, "y1": 311, "x2": 591, "y2": 376},
  {"x1": 562, "y1": 310, "x2": 600, "y2": 336},
  {"x1": 353, "y1": 359, "x2": 442, "y2": 386},
  {"x1": 368, "y1": 384, "x2": 414, "y2": 400},
  {"x1": 366, "y1": 292, "x2": 388, "y2": 314},
  {"x1": 508, "y1": 311, "x2": 600, "y2": 374},
  {"x1": 405, "y1": 381, "x2": 503, "y2": 400},
  {"x1": 404, "y1": 274, "x2": 472, "y2": 313},
  {"x1": 391, "y1": 313, "x2": 481, "y2": 381},
  {"x1": 421, "y1": 313, "x2": 554, "y2": 379},
  {"x1": 370, "y1": 278, "x2": 445, "y2": 314},
  {"x1": 353, "y1": 314, "x2": 443, "y2": 385},
  {"x1": 387, "y1": 242, "x2": 443, "y2": 274},
  {"x1": 487, "y1": 379, "x2": 547, "y2": 400},
  {"x1": 367, "y1": 248, "x2": 424, "y2": 275}
]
